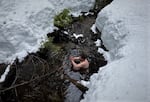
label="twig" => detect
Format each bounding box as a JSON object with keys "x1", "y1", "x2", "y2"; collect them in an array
[
  {"x1": 63, "y1": 74, "x2": 88, "y2": 92},
  {"x1": 32, "y1": 55, "x2": 50, "y2": 74},
  {"x1": 0, "y1": 66, "x2": 63, "y2": 93},
  {"x1": 11, "y1": 61, "x2": 18, "y2": 86},
  {"x1": 31, "y1": 58, "x2": 36, "y2": 80},
  {"x1": 14, "y1": 88, "x2": 18, "y2": 100},
  {"x1": 0, "y1": 55, "x2": 88, "y2": 93},
  {"x1": 32, "y1": 55, "x2": 46, "y2": 74}
]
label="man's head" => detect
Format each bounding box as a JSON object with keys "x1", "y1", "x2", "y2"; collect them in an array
[{"x1": 80, "y1": 52, "x2": 87, "y2": 60}]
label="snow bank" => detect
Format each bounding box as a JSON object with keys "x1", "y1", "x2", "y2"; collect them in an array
[
  {"x1": 0, "y1": 65, "x2": 10, "y2": 83},
  {"x1": 0, "y1": 0, "x2": 95, "y2": 63},
  {"x1": 82, "y1": 0, "x2": 150, "y2": 102}
]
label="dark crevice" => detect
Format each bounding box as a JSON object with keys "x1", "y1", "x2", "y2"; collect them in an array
[{"x1": 0, "y1": 0, "x2": 112, "y2": 102}]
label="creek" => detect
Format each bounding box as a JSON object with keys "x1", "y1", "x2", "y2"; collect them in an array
[{"x1": 0, "y1": 0, "x2": 113, "y2": 102}]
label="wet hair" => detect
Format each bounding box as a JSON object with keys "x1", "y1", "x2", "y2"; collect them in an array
[{"x1": 80, "y1": 52, "x2": 87, "y2": 59}]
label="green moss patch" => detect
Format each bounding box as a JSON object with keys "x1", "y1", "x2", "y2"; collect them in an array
[
  {"x1": 54, "y1": 9, "x2": 73, "y2": 28},
  {"x1": 43, "y1": 37, "x2": 61, "y2": 53}
]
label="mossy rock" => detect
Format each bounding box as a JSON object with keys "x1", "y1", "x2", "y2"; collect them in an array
[{"x1": 54, "y1": 9, "x2": 73, "y2": 28}]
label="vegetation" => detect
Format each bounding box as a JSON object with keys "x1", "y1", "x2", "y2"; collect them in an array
[
  {"x1": 43, "y1": 37, "x2": 61, "y2": 53},
  {"x1": 54, "y1": 9, "x2": 73, "y2": 28}
]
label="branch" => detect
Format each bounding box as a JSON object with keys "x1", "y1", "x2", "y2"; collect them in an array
[
  {"x1": 63, "y1": 74, "x2": 88, "y2": 92},
  {"x1": 0, "y1": 66, "x2": 63, "y2": 93}
]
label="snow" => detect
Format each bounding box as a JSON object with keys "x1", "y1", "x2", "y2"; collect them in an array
[
  {"x1": 1, "y1": 0, "x2": 149, "y2": 101},
  {"x1": 84, "y1": 12, "x2": 94, "y2": 16},
  {"x1": 0, "y1": 0, "x2": 95, "y2": 84},
  {"x1": 90, "y1": 24, "x2": 97, "y2": 34},
  {"x1": 0, "y1": 65, "x2": 10, "y2": 83},
  {"x1": 0, "y1": 0, "x2": 95, "y2": 64},
  {"x1": 94, "y1": 39, "x2": 101, "y2": 47},
  {"x1": 63, "y1": 31, "x2": 69, "y2": 35},
  {"x1": 73, "y1": 33, "x2": 84, "y2": 39},
  {"x1": 81, "y1": 0, "x2": 150, "y2": 102},
  {"x1": 98, "y1": 48, "x2": 111, "y2": 63}
]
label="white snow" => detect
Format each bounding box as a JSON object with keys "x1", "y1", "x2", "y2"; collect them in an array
[
  {"x1": 94, "y1": 39, "x2": 101, "y2": 47},
  {"x1": 90, "y1": 24, "x2": 97, "y2": 34},
  {"x1": 81, "y1": 0, "x2": 150, "y2": 102},
  {"x1": 63, "y1": 31, "x2": 69, "y2": 35},
  {"x1": 1, "y1": 0, "x2": 150, "y2": 101},
  {"x1": 81, "y1": 80, "x2": 90, "y2": 86},
  {"x1": 73, "y1": 33, "x2": 84, "y2": 39},
  {"x1": 0, "y1": 0, "x2": 95, "y2": 84},
  {"x1": 84, "y1": 12, "x2": 94, "y2": 16},
  {"x1": 0, "y1": 0, "x2": 95, "y2": 64},
  {"x1": 0, "y1": 65, "x2": 10, "y2": 83},
  {"x1": 98, "y1": 48, "x2": 111, "y2": 63}
]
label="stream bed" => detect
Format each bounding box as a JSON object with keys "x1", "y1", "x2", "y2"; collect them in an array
[{"x1": 0, "y1": 0, "x2": 113, "y2": 102}]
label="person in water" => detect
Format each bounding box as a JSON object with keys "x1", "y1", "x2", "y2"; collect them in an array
[{"x1": 70, "y1": 52, "x2": 89, "y2": 71}]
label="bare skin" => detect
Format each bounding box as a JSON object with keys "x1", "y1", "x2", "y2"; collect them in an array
[{"x1": 70, "y1": 56, "x2": 89, "y2": 71}]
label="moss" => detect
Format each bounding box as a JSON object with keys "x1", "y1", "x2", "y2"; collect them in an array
[
  {"x1": 54, "y1": 9, "x2": 73, "y2": 28},
  {"x1": 43, "y1": 37, "x2": 61, "y2": 53},
  {"x1": 78, "y1": 15, "x2": 84, "y2": 21}
]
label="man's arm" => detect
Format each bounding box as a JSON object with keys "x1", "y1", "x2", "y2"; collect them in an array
[
  {"x1": 71, "y1": 60, "x2": 86, "y2": 70},
  {"x1": 70, "y1": 56, "x2": 80, "y2": 60}
]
